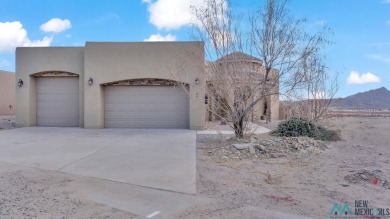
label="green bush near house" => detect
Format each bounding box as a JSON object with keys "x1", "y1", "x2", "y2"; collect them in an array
[{"x1": 272, "y1": 117, "x2": 340, "y2": 141}]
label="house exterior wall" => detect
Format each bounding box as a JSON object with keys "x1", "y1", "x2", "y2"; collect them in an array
[
  {"x1": 15, "y1": 47, "x2": 85, "y2": 127},
  {"x1": 84, "y1": 42, "x2": 205, "y2": 129},
  {"x1": 15, "y1": 42, "x2": 205, "y2": 130},
  {"x1": 270, "y1": 94, "x2": 280, "y2": 121},
  {"x1": 0, "y1": 70, "x2": 15, "y2": 115}
]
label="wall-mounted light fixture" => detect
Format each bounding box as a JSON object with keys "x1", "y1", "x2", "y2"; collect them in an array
[
  {"x1": 195, "y1": 78, "x2": 199, "y2": 85},
  {"x1": 17, "y1": 79, "x2": 23, "y2": 87},
  {"x1": 88, "y1": 77, "x2": 93, "y2": 85}
]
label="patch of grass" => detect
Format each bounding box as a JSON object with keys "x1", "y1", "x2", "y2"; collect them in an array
[{"x1": 272, "y1": 117, "x2": 341, "y2": 141}]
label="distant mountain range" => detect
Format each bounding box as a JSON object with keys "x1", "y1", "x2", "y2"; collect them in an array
[{"x1": 332, "y1": 87, "x2": 390, "y2": 109}]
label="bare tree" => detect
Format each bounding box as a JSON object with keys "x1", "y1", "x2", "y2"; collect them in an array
[
  {"x1": 191, "y1": 0, "x2": 258, "y2": 138},
  {"x1": 282, "y1": 54, "x2": 339, "y2": 121},
  {"x1": 249, "y1": 0, "x2": 332, "y2": 121},
  {"x1": 188, "y1": 0, "x2": 331, "y2": 138}
]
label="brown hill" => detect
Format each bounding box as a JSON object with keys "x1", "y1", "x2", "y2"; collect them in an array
[{"x1": 332, "y1": 87, "x2": 390, "y2": 109}]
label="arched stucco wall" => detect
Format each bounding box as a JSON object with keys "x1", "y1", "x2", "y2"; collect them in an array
[
  {"x1": 15, "y1": 47, "x2": 84, "y2": 127},
  {"x1": 84, "y1": 42, "x2": 205, "y2": 129}
]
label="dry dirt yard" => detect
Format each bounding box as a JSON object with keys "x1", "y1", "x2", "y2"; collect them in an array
[
  {"x1": 0, "y1": 117, "x2": 389, "y2": 218},
  {"x1": 0, "y1": 168, "x2": 137, "y2": 219},
  {"x1": 174, "y1": 117, "x2": 390, "y2": 218}
]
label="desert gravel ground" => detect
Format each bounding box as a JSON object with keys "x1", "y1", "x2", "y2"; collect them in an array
[
  {"x1": 174, "y1": 117, "x2": 390, "y2": 218},
  {"x1": 0, "y1": 166, "x2": 137, "y2": 219},
  {"x1": 0, "y1": 117, "x2": 389, "y2": 218},
  {"x1": 0, "y1": 115, "x2": 15, "y2": 130}
]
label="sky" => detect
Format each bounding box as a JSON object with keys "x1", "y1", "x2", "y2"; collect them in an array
[{"x1": 0, "y1": 0, "x2": 389, "y2": 97}]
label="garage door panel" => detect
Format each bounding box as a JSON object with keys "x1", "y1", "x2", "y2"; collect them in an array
[
  {"x1": 37, "y1": 77, "x2": 79, "y2": 127},
  {"x1": 156, "y1": 104, "x2": 188, "y2": 111},
  {"x1": 37, "y1": 118, "x2": 78, "y2": 127},
  {"x1": 105, "y1": 103, "x2": 138, "y2": 111},
  {"x1": 37, "y1": 95, "x2": 79, "y2": 102},
  {"x1": 136, "y1": 102, "x2": 187, "y2": 109},
  {"x1": 38, "y1": 98, "x2": 79, "y2": 107},
  {"x1": 37, "y1": 93, "x2": 79, "y2": 98},
  {"x1": 104, "y1": 86, "x2": 189, "y2": 129},
  {"x1": 37, "y1": 81, "x2": 78, "y2": 92},
  {"x1": 105, "y1": 96, "x2": 186, "y2": 103},
  {"x1": 105, "y1": 102, "x2": 187, "y2": 111},
  {"x1": 105, "y1": 96, "x2": 136, "y2": 102},
  {"x1": 135, "y1": 120, "x2": 188, "y2": 128},
  {"x1": 105, "y1": 111, "x2": 138, "y2": 119},
  {"x1": 137, "y1": 96, "x2": 185, "y2": 102},
  {"x1": 105, "y1": 119, "x2": 188, "y2": 128},
  {"x1": 136, "y1": 111, "x2": 187, "y2": 118},
  {"x1": 37, "y1": 108, "x2": 79, "y2": 117},
  {"x1": 38, "y1": 87, "x2": 78, "y2": 94},
  {"x1": 105, "y1": 111, "x2": 188, "y2": 119},
  {"x1": 105, "y1": 119, "x2": 137, "y2": 128}
]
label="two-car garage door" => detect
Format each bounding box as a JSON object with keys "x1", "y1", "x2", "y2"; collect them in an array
[{"x1": 105, "y1": 86, "x2": 189, "y2": 129}]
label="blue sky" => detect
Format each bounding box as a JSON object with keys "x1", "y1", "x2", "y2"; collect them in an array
[{"x1": 0, "y1": 0, "x2": 389, "y2": 97}]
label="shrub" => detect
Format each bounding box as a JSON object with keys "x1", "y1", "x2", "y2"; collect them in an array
[
  {"x1": 272, "y1": 117, "x2": 340, "y2": 141},
  {"x1": 315, "y1": 125, "x2": 341, "y2": 141}
]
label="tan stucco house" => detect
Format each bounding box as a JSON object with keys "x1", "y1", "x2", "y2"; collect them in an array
[
  {"x1": 0, "y1": 70, "x2": 16, "y2": 115},
  {"x1": 15, "y1": 42, "x2": 205, "y2": 129},
  {"x1": 205, "y1": 52, "x2": 279, "y2": 122}
]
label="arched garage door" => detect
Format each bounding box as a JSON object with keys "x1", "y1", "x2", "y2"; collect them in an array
[
  {"x1": 36, "y1": 77, "x2": 79, "y2": 127},
  {"x1": 104, "y1": 86, "x2": 189, "y2": 129}
]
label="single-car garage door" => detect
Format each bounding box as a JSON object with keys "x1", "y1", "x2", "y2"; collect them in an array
[
  {"x1": 105, "y1": 86, "x2": 189, "y2": 128},
  {"x1": 37, "y1": 77, "x2": 79, "y2": 127}
]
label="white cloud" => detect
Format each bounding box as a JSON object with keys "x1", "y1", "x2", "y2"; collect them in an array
[
  {"x1": 0, "y1": 59, "x2": 10, "y2": 67},
  {"x1": 313, "y1": 20, "x2": 326, "y2": 26},
  {"x1": 23, "y1": 36, "x2": 53, "y2": 47},
  {"x1": 367, "y1": 54, "x2": 390, "y2": 64},
  {"x1": 383, "y1": 0, "x2": 390, "y2": 3},
  {"x1": 0, "y1": 21, "x2": 53, "y2": 53},
  {"x1": 347, "y1": 71, "x2": 381, "y2": 85},
  {"x1": 143, "y1": 0, "x2": 196, "y2": 30},
  {"x1": 142, "y1": 0, "x2": 227, "y2": 30},
  {"x1": 40, "y1": 18, "x2": 71, "y2": 33},
  {"x1": 144, "y1": 33, "x2": 176, "y2": 41}
]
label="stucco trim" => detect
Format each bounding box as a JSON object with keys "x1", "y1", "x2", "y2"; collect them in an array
[
  {"x1": 101, "y1": 78, "x2": 189, "y2": 87},
  {"x1": 31, "y1": 71, "x2": 79, "y2": 77}
]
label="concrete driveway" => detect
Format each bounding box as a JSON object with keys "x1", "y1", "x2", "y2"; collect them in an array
[{"x1": 0, "y1": 127, "x2": 196, "y2": 194}]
